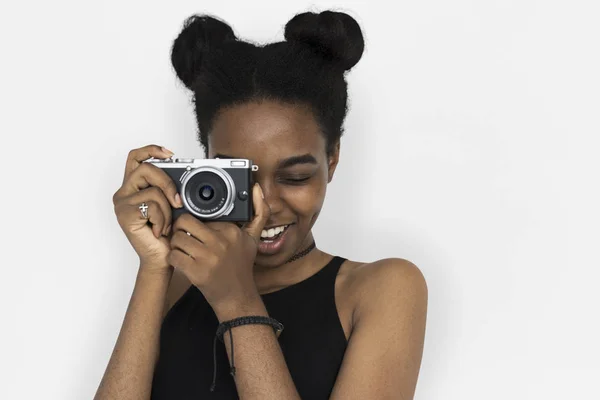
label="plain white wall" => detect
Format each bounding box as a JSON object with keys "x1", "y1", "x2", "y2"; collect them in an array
[{"x1": 1, "y1": 0, "x2": 598, "y2": 399}]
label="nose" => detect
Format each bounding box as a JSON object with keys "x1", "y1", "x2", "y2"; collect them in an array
[{"x1": 256, "y1": 180, "x2": 283, "y2": 216}]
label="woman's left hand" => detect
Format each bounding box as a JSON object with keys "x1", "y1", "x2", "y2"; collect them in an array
[{"x1": 167, "y1": 183, "x2": 269, "y2": 313}]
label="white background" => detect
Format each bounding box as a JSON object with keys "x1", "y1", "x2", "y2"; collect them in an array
[{"x1": 0, "y1": 0, "x2": 598, "y2": 399}]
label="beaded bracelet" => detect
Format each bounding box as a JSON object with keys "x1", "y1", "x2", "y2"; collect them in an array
[{"x1": 209, "y1": 315, "x2": 284, "y2": 392}]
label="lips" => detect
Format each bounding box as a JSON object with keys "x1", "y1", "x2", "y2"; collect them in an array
[{"x1": 257, "y1": 224, "x2": 293, "y2": 255}]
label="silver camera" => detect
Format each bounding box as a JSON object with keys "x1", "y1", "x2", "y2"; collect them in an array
[{"x1": 144, "y1": 157, "x2": 258, "y2": 222}]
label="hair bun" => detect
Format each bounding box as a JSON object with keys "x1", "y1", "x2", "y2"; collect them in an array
[
  {"x1": 171, "y1": 15, "x2": 237, "y2": 89},
  {"x1": 284, "y1": 11, "x2": 364, "y2": 71}
]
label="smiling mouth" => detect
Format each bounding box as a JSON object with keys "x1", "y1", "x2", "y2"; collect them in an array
[{"x1": 260, "y1": 224, "x2": 292, "y2": 241}]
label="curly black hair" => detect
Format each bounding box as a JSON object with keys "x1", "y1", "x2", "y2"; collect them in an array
[{"x1": 171, "y1": 10, "x2": 365, "y2": 157}]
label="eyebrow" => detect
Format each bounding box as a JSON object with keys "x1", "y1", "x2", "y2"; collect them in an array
[{"x1": 214, "y1": 153, "x2": 318, "y2": 169}]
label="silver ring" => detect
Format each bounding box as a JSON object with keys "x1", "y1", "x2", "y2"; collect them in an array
[{"x1": 139, "y1": 202, "x2": 149, "y2": 219}]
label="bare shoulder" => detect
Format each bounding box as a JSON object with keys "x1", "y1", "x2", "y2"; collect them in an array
[
  {"x1": 341, "y1": 257, "x2": 428, "y2": 324},
  {"x1": 329, "y1": 259, "x2": 428, "y2": 398},
  {"x1": 355, "y1": 258, "x2": 426, "y2": 290}
]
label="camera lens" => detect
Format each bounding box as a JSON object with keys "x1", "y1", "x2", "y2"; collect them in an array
[
  {"x1": 181, "y1": 167, "x2": 235, "y2": 219},
  {"x1": 199, "y1": 185, "x2": 214, "y2": 201}
]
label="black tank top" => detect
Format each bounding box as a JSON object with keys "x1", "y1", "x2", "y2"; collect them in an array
[{"x1": 151, "y1": 255, "x2": 348, "y2": 400}]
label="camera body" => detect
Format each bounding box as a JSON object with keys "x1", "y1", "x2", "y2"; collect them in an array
[{"x1": 144, "y1": 157, "x2": 257, "y2": 222}]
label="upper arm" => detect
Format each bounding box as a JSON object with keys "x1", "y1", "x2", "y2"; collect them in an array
[
  {"x1": 330, "y1": 258, "x2": 428, "y2": 400},
  {"x1": 163, "y1": 267, "x2": 192, "y2": 319}
]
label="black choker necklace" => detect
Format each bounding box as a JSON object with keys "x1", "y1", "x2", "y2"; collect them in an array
[{"x1": 285, "y1": 240, "x2": 316, "y2": 264}]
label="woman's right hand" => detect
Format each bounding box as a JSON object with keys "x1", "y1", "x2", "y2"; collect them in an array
[{"x1": 112, "y1": 144, "x2": 184, "y2": 274}]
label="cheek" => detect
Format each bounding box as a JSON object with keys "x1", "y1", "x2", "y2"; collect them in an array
[{"x1": 282, "y1": 180, "x2": 327, "y2": 217}]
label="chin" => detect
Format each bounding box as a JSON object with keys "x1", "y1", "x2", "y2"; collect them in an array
[{"x1": 254, "y1": 253, "x2": 287, "y2": 268}]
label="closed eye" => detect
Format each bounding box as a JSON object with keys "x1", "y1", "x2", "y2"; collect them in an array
[{"x1": 282, "y1": 176, "x2": 311, "y2": 185}]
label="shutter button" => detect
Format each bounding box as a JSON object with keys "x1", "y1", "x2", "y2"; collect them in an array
[{"x1": 238, "y1": 190, "x2": 249, "y2": 201}]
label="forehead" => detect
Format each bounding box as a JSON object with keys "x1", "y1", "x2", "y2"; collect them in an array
[{"x1": 207, "y1": 100, "x2": 326, "y2": 161}]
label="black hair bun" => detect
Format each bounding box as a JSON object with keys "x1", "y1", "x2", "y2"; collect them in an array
[
  {"x1": 171, "y1": 15, "x2": 237, "y2": 89},
  {"x1": 284, "y1": 11, "x2": 364, "y2": 71}
]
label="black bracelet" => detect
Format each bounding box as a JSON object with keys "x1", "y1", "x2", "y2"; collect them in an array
[{"x1": 209, "y1": 316, "x2": 284, "y2": 392}]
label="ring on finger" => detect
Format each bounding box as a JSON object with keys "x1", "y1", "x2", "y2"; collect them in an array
[
  {"x1": 139, "y1": 202, "x2": 149, "y2": 219},
  {"x1": 183, "y1": 232, "x2": 195, "y2": 258}
]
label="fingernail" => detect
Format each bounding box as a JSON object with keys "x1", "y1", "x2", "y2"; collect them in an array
[
  {"x1": 256, "y1": 183, "x2": 264, "y2": 199},
  {"x1": 175, "y1": 193, "x2": 183, "y2": 207},
  {"x1": 161, "y1": 147, "x2": 174, "y2": 156}
]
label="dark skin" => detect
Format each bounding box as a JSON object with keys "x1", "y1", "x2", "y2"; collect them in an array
[
  {"x1": 98, "y1": 99, "x2": 427, "y2": 400},
  {"x1": 207, "y1": 100, "x2": 339, "y2": 294},
  {"x1": 191, "y1": 99, "x2": 426, "y2": 398}
]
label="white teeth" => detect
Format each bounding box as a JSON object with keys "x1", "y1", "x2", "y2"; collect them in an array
[{"x1": 261, "y1": 225, "x2": 288, "y2": 239}]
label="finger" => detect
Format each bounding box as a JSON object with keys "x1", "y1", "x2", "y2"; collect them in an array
[
  {"x1": 116, "y1": 200, "x2": 165, "y2": 239},
  {"x1": 204, "y1": 221, "x2": 243, "y2": 243},
  {"x1": 170, "y1": 230, "x2": 206, "y2": 259},
  {"x1": 167, "y1": 249, "x2": 196, "y2": 272},
  {"x1": 144, "y1": 201, "x2": 166, "y2": 238},
  {"x1": 123, "y1": 144, "x2": 174, "y2": 183},
  {"x1": 242, "y1": 183, "x2": 270, "y2": 242},
  {"x1": 123, "y1": 187, "x2": 173, "y2": 236},
  {"x1": 172, "y1": 214, "x2": 219, "y2": 247},
  {"x1": 121, "y1": 162, "x2": 183, "y2": 209},
  {"x1": 204, "y1": 221, "x2": 237, "y2": 232}
]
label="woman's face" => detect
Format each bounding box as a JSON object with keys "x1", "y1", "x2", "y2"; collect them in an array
[{"x1": 207, "y1": 100, "x2": 340, "y2": 268}]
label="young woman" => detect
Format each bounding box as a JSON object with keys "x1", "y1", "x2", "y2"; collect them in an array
[{"x1": 95, "y1": 10, "x2": 427, "y2": 400}]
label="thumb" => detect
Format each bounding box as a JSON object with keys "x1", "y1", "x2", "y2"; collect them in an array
[{"x1": 243, "y1": 183, "x2": 270, "y2": 243}]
